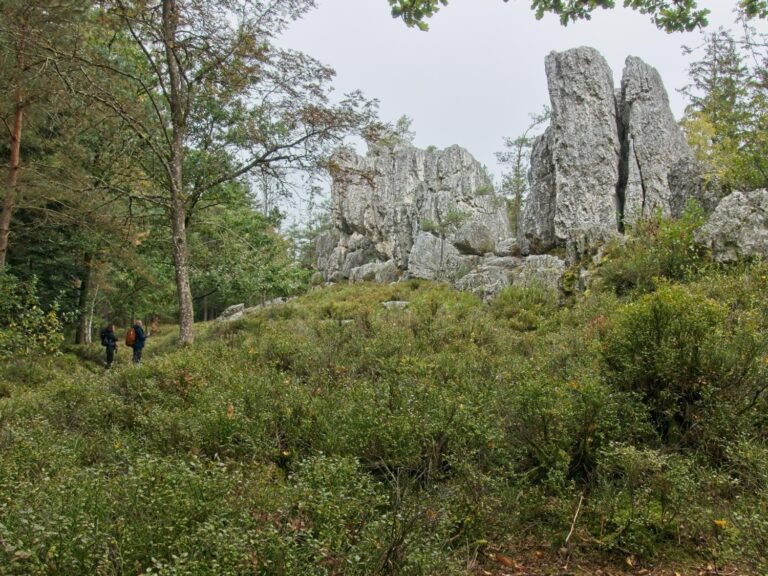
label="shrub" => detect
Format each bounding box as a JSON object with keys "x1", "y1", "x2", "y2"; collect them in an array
[
  {"x1": 490, "y1": 283, "x2": 558, "y2": 331},
  {"x1": 598, "y1": 206, "x2": 707, "y2": 295},
  {"x1": 592, "y1": 445, "x2": 700, "y2": 555},
  {"x1": 0, "y1": 272, "x2": 64, "y2": 358},
  {"x1": 601, "y1": 283, "x2": 767, "y2": 449}
]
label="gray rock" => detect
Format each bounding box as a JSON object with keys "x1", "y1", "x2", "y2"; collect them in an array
[
  {"x1": 479, "y1": 255, "x2": 522, "y2": 270},
  {"x1": 319, "y1": 143, "x2": 511, "y2": 278},
  {"x1": 668, "y1": 158, "x2": 725, "y2": 217},
  {"x1": 696, "y1": 189, "x2": 768, "y2": 263},
  {"x1": 341, "y1": 250, "x2": 371, "y2": 278},
  {"x1": 619, "y1": 56, "x2": 695, "y2": 226},
  {"x1": 511, "y1": 255, "x2": 566, "y2": 291},
  {"x1": 382, "y1": 300, "x2": 410, "y2": 310},
  {"x1": 349, "y1": 262, "x2": 383, "y2": 283},
  {"x1": 407, "y1": 232, "x2": 462, "y2": 280},
  {"x1": 217, "y1": 303, "x2": 245, "y2": 322},
  {"x1": 374, "y1": 260, "x2": 400, "y2": 283},
  {"x1": 455, "y1": 267, "x2": 511, "y2": 301},
  {"x1": 453, "y1": 221, "x2": 496, "y2": 255},
  {"x1": 520, "y1": 47, "x2": 621, "y2": 256},
  {"x1": 520, "y1": 128, "x2": 557, "y2": 254},
  {"x1": 494, "y1": 237, "x2": 519, "y2": 257}
]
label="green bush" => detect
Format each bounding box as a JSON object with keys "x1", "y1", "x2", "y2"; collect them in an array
[
  {"x1": 0, "y1": 272, "x2": 64, "y2": 358},
  {"x1": 490, "y1": 283, "x2": 558, "y2": 331},
  {"x1": 591, "y1": 445, "x2": 700, "y2": 555},
  {"x1": 601, "y1": 283, "x2": 767, "y2": 448},
  {"x1": 598, "y1": 206, "x2": 707, "y2": 295}
]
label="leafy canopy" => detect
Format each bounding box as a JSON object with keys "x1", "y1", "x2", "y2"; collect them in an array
[{"x1": 388, "y1": 0, "x2": 766, "y2": 32}]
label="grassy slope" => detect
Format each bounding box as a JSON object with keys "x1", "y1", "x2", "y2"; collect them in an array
[{"x1": 1, "y1": 266, "x2": 767, "y2": 575}]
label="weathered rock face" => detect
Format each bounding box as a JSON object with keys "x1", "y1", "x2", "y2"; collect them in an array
[
  {"x1": 696, "y1": 189, "x2": 768, "y2": 263},
  {"x1": 316, "y1": 47, "x2": 716, "y2": 298},
  {"x1": 317, "y1": 143, "x2": 512, "y2": 284},
  {"x1": 619, "y1": 57, "x2": 695, "y2": 225},
  {"x1": 521, "y1": 48, "x2": 700, "y2": 256},
  {"x1": 520, "y1": 48, "x2": 621, "y2": 255}
]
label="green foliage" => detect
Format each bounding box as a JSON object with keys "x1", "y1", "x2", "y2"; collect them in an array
[
  {"x1": 598, "y1": 206, "x2": 707, "y2": 295},
  {"x1": 490, "y1": 283, "x2": 558, "y2": 330},
  {"x1": 0, "y1": 272, "x2": 64, "y2": 358},
  {"x1": 389, "y1": 0, "x2": 711, "y2": 32},
  {"x1": 601, "y1": 283, "x2": 768, "y2": 448},
  {"x1": 1, "y1": 265, "x2": 767, "y2": 572},
  {"x1": 681, "y1": 27, "x2": 768, "y2": 191}
]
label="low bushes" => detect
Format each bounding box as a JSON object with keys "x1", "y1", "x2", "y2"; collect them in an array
[{"x1": 1, "y1": 260, "x2": 767, "y2": 572}]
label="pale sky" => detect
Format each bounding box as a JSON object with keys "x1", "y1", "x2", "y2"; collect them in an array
[{"x1": 281, "y1": 0, "x2": 760, "y2": 185}]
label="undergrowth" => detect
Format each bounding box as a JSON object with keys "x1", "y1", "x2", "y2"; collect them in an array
[{"x1": 1, "y1": 220, "x2": 767, "y2": 574}]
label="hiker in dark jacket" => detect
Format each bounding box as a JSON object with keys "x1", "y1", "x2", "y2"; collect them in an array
[
  {"x1": 132, "y1": 320, "x2": 147, "y2": 364},
  {"x1": 100, "y1": 323, "x2": 118, "y2": 369}
]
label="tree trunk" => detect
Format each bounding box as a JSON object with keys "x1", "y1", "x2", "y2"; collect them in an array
[
  {"x1": 170, "y1": 193, "x2": 194, "y2": 344},
  {"x1": 75, "y1": 253, "x2": 93, "y2": 344},
  {"x1": 164, "y1": 0, "x2": 194, "y2": 345},
  {"x1": 85, "y1": 282, "x2": 100, "y2": 344},
  {"x1": 0, "y1": 64, "x2": 24, "y2": 268}
]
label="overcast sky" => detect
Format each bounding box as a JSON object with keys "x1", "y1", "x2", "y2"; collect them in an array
[{"x1": 281, "y1": 0, "x2": 763, "y2": 186}]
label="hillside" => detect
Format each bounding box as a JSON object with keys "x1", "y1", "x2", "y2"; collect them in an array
[{"x1": 1, "y1": 217, "x2": 767, "y2": 575}]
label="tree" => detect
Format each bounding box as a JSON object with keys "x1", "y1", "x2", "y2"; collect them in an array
[
  {"x1": 681, "y1": 25, "x2": 768, "y2": 190},
  {"x1": 0, "y1": 0, "x2": 87, "y2": 268},
  {"x1": 495, "y1": 107, "x2": 549, "y2": 233},
  {"x1": 67, "y1": 0, "x2": 374, "y2": 344},
  {"x1": 387, "y1": 0, "x2": 712, "y2": 32}
]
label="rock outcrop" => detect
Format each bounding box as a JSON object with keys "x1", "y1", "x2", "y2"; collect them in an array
[
  {"x1": 696, "y1": 189, "x2": 768, "y2": 263},
  {"x1": 316, "y1": 143, "x2": 513, "y2": 284},
  {"x1": 316, "y1": 47, "x2": 720, "y2": 299},
  {"x1": 619, "y1": 56, "x2": 695, "y2": 225},
  {"x1": 520, "y1": 48, "x2": 700, "y2": 256},
  {"x1": 521, "y1": 48, "x2": 621, "y2": 256}
]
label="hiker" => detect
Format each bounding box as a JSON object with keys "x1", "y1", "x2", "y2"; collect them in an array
[
  {"x1": 100, "y1": 323, "x2": 118, "y2": 369},
  {"x1": 132, "y1": 319, "x2": 147, "y2": 364}
]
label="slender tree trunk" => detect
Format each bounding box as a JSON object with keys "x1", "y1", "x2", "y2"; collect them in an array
[
  {"x1": 75, "y1": 253, "x2": 93, "y2": 344},
  {"x1": 170, "y1": 191, "x2": 194, "y2": 343},
  {"x1": 164, "y1": 0, "x2": 194, "y2": 344},
  {"x1": 0, "y1": 53, "x2": 25, "y2": 268},
  {"x1": 86, "y1": 282, "x2": 100, "y2": 344}
]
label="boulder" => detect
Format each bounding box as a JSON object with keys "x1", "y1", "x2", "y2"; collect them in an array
[
  {"x1": 349, "y1": 262, "x2": 384, "y2": 283},
  {"x1": 511, "y1": 255, "x2": 566, "y2": 291},
  {"x1": 217, "y1": 303, "x2": 245, "y2": 322},
  {"x1": 494, "y1": 237, "x2": 519, "y2": 257},
  {"x1": 668, "y1": 158, "x2": 724, "y2": 217},
  {"x1": 374, "y1": 260, "x2": 400, "y2": 283},
  {"x1": 455, "y1": 267, "x2": 511, "y2": 301},
  {"x1": 696, "y1": 189, "x2": 768, "y2": 263},
  {"x1": 382, "y1": 300, "x2": 410, "y2": 310},
  {"x1": 407, "y1": 232, "x2": 461, "y2": 281},
  {"x1": 453, "y1": 221, "x2": 496, "y2": 255}
]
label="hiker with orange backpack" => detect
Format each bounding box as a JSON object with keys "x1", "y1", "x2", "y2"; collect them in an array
[{"x1": 126, "y1": 319, "x2": 147, "y2": 364}]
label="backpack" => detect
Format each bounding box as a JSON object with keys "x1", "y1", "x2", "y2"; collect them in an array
[
  {"x1": 125, "y1": 327, "x2": 136, "y2": 348},
  {"x1": 100, "y1": 328, "x2": 109, "y2": 347}
]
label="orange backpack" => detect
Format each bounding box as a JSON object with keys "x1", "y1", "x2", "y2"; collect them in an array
[{"x1": 125, "y1": 327, "x2": 136, "y2": 347}]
